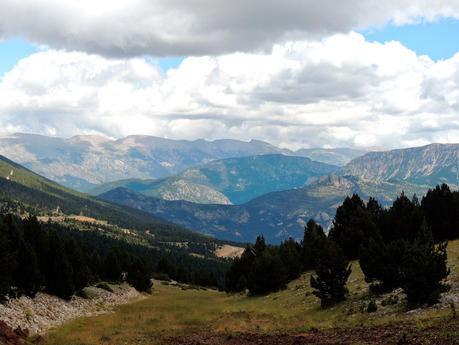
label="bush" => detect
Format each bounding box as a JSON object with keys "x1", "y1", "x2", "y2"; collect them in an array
[
  {"x1": 367, "y1": 300, "x2": 377, "y2": 313},
  {"x1": 96, "y1": 282, "x2": 114, "y2": 293},
  {"x1": 381, "y1": 294, "x2": 398, "y2": 306}
]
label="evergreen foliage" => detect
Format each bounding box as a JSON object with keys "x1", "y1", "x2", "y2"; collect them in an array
[
  {"x1": 421, "y1": 184, "x2": 459, "y2": 241},
  {"x1": 0, "y1": 213, "x2": 228, "y2": 301},
  {"x1": 302, "y1": 219, "x2": 327, "y2": 270},
  {"x1": 328, "y1": 194, "x2": 378, "y2": 259},
  {"x1": 310, "y1": 240, "x2": 352, "y2": 308},
  {"x1": 225, "y1": 236, "x2": 292, "y2": 295},
  {"x1": 400, "y1": 221, "x2": 450, "y2": 306},
  {"x1": 226, "y1": 184, "x2": 456, "y2": 308}
]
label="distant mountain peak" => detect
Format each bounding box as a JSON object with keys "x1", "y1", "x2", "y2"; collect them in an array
[{"x1": 68, "y1": 134, "x2": 112, "y2": 145}]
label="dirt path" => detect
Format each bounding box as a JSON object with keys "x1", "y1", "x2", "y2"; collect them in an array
[{"x1": 164, "y1": 319, "x2": 459, "y2": 345}]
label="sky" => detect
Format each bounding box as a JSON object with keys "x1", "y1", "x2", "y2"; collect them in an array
[{"x1": 1, "y1": 1, "x2": 459, "y2": 150}]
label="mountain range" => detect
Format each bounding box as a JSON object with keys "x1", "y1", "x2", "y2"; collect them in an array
[
  {"x1": 90, "y1": 154, "x2": 339, "y2": 204},
  {"x1": 0, "y1": 154, "x2": 225, "y2": 245},
  {"x1": 0, "y1": 132, "x2": 457, "y2": 244},
  {"x1": 0, "y1": 133, "x2": 366, "y2": 191},
  {"x1": 100, "y1": 143, "x2": 459, "y2": 243}
]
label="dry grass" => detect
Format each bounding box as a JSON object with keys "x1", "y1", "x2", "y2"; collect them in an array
[
  {"x1": 37, "y1": 215, "x2": 109, "y2": 225},
  {"x1": 214, "y1": 245, "x2": 245, "y2": 259},
  {"x1": 43, "y1": 240, "x2": 459, "y2": 345}
]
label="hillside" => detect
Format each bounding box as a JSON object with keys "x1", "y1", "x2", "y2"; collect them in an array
[
  {"x1": 0, "y1": 154, "x2": 230, "y2": 245},
  {"x1": 0, "y1": 133, "x2": 364, "y2": 191},
  {"x1": 100, "y1": 175, "x2": 428, "y2": 243},
  {"x1": 100, "y1": 143, "x2": 457, "y2": 242},
  {"x1": 91, "y1": 154, "x2": 339, "y2": 204},
  {"x1": 343, "y1": 143, "x2": 459, "y2": 187}
]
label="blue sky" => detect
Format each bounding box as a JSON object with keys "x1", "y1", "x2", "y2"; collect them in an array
[
  {"x1": 2, "y1": 19, "x2": 459, "y2": 78},
  {"x1": 0, "y1": 38, "x2": 38, "y2": 77},
  {"x1": 362, "y1": 18, "x2": 459, "y2": 60}
]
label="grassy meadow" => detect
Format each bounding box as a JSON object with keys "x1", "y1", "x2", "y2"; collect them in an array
[{"x1": 43, "y1": 239, "x2": 459, "y2": 345}]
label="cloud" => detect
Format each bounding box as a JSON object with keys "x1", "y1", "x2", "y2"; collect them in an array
[
  {"x1": 0, "y1": 32, "x2": 459, "y2": 149},
  {"x1": 1, "y1": 0, "x2": 459, "y2": 56}
]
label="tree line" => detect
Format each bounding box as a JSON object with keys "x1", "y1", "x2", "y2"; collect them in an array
[
  {"x1": 226, "y1": 183, "x2": 457, "y2": 308},
  {"x1": 0, "y1": 214, "x2": 228, "y2": 302}
]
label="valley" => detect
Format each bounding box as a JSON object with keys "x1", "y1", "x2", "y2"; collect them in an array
[
  {"x1": 3, "y1": 6, "x2": 459, "y2": 344},
  {"x1": 43, "y1": 239, "x2": 459, "y2": 345},
  {"x1": 0, "y1": 138, "x2": 458, "y2": 345}
]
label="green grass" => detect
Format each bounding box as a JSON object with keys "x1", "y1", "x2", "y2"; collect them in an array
[{"x1": 43, "y1": 240, "x2": 459, "y2": 345}]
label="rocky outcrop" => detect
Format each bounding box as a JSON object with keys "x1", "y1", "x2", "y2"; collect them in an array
[
  {"x1": 0, "y1": 284, "x2": 141, "y2": 335},
  {"x1": 343, "y1": 143, "x2": 459, "y2": 186}
]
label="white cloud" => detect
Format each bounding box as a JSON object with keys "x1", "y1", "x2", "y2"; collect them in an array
[
  {"x1": 1, "y1": 0, "x2": 459, "y2": 56},
  {"x1": 0, "y1": 32, "x2": 458, "y2": 149}
]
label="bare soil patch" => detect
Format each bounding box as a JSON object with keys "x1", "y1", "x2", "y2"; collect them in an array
[{"x1": 164, "y1": 319, "x2": 459, "y2": 345}]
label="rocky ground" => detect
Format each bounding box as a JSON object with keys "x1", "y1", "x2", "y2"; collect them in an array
[{"x1": 0, "y1": 284, "x2": 141, "y2": 335}]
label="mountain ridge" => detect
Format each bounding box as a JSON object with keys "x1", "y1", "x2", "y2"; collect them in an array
[
  {"x1": 99, "y1": 143, "x2": 458, "y2": 242},
  {"x1": 0, "y1": 132, "x2": 367, "y2": 191},
  {"x1": 90, "y1": 154, "x2": 339, "y2": 204}
]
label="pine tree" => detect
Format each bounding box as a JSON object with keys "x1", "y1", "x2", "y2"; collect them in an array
[
  {"x1": 102, "y1": 250, "x2": 123, "y2": 283},
  {"x1": 126, "y1": 256, "x2": 153, "y2": 293},
  {"x1": 156, "y1": 257, "x2": 174, "y2": 278},
  {"x1": 247, "y1": 250, "x2": 288, "y2": 295},
  {"x1": 253, "y1": 235, "x2": 267, "y2": 256},
  {"x1": 45, "y1": 233, "x2": 75, "y2": 300},
  {"x1": 225, "y1": 245, "x2": 255, "y2": 292},
  {"x1": 310, "y1": 241, "x2": 352, "y2": 308},
  {"x1": 13, "y1": 241, "x2": 42, "y2": 297},
  {"x1": 328, "y1": 194, "x2": 377, "y2": 259},
  {"x1": 302, "y1": 219, "x2": 327, "y2": 270},
  {"x1": 359, "y1": 234, "x2": 406, "y2": 292},
  {"x1": 383, "y1": 192, "x2": 423, "y2": 243},
  {"x1": 279, "y1": 238, "x2": 302, "y2": 280},
  {"x1": 400, "y1": 221, "x2": 450, "y2": 307},
  {"x1": 65, "y1": 239, "x2": 93, "y2": 291},
  {"x1": 0, "y1": 223, "x2": 14, "y2": 301},
  {"x1": 421, "y1": 184, "x2": 459, "y2": 241}
]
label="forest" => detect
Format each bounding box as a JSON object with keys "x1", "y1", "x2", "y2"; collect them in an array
[
  {"x1": 0, "y1": 214, "x2": 229, "y2": 301},
  {"x1": 226, "y1": 183, "x2": 458, "y2": 307}
]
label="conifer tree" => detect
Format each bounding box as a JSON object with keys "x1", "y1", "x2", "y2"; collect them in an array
[
  {"x1": 102, "y1": 250, "x2": 123, "y2": 283},
  {"x1": 400, "y1": 221, "x2": 450, "y2": 306},
  {"x1": 253, "y1": 235, "x2": 267, "y2": 256},
  {"x1": 310, "y1": 240, "x2": 352, "y2": 308},
  {"x1": 247, "y1": 250, "x2": 287, "y2": 295},
  {"x1": 328, "y1": 194, "x2": 377, "y2": 259},
  {"x1": 13, "y1": 240, "x2": 42, "y2": 297},
  {"x1": 359, "y1": 233, "x2": 406, "y2": 292},
  {"x1": 279, "y1": 238, "x2": 302, "y2": 280},
  {"x1": 302, "y1": 219, "x2": 327, "y2": 270},
  {"x1": 45, "y1": 233, "x2": 75, "y2": 300},
  {"x1": 0, "y1": 224, "x2": 14, "y2": 300},
  {"x1": 65, "y1": 239, "x2": 93, "y2": 291},
  {"x1": 421, "y1": 184, "x2": 459, "y2": 241},
  {"x1": 127, "y1": 256, "x2": 153, "y2": 293},
  {"x1": 383, "y1": 192, "x2": 423, "y2": 243}
]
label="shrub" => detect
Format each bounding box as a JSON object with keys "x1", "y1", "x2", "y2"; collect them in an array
[
  {"x1": 96, "y1": 282, "x2": 114, "y2": 293},
  {"x1": 367, "y1": 300, "x2": 377, "y2": 313}
]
